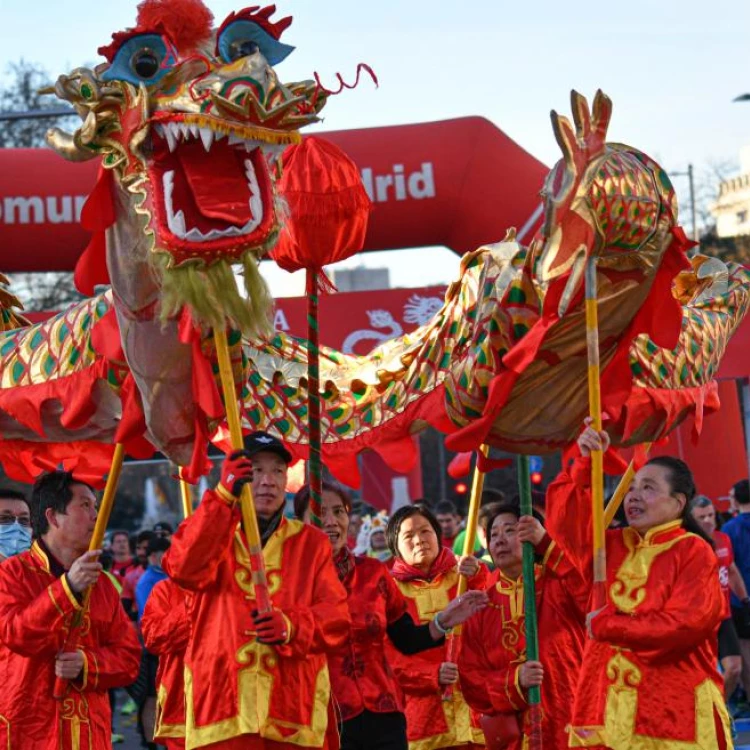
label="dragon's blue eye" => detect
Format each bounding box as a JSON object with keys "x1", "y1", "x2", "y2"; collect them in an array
[
  {"x1": 102, "y1": 33, "x2": 175, "y2": 86},
  {"x1": 227, "y1": 39, "x2": 259, "y2": 62},
  {"x1": 217, "y1": 20, "x2": 294, "y2": 66}
]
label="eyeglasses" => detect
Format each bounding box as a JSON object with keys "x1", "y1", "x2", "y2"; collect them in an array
[{"x1": 0, "y1": 515, "x2": 31, "y2": 527}]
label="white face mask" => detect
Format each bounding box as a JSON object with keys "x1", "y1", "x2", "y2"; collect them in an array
[{"x1": 0, "y1": 521, "x2": 32, "y2": 558}]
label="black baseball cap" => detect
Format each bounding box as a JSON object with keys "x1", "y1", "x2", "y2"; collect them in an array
[
  {"x1": 242, "y1": 431, "x2": 292, "y2": 464},
  {"x1": 152, "y1": 521, "x2": 173, "y2": 534}
]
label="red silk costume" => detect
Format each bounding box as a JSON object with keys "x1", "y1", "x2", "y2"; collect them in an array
[
  {"x1": 0, "y1": 540, "x2": 141, "y2": 749},
  {"x1": 388, "y1": 549, "x2": 486, "y2": 750},
  {"x1": 162, "y1": 490, "x2": 350, "y2": 750},
  {"x1": 458, "y1": 535, "x2": 587, "y2": 750},
  {"x1": 329, "y1": 554, "x2": 408, "y2": 721},
  {"x1": 141, "y1": 577, "x2": 191, "y2": 749},
  {"x1": 546, "y1": 456, "x2": 732, "y2": 749}
]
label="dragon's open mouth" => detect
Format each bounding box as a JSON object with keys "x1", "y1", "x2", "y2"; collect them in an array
[{"x1": 148, "y1": 115, "x2": 282, "y2": 256}]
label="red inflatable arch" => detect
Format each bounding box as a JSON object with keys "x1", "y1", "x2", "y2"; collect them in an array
[{"x1": 0, "y1": 117, "x2": 548, "y2": 272}]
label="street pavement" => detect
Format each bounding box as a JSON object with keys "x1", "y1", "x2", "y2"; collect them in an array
[
  {"x1": 112, "y1": 690, "x2": 143, "y2": 749},
  {"x1": 109, "y1": 697, "x2": 750, "y2": 749}
]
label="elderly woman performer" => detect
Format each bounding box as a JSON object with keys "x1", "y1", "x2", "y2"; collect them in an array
[
  {"x1": 546, "y1": 422, "x2": 732, "y2": 750},
  {"x1": 458, "y1": 501, "x2": 587, "y2": 749}
]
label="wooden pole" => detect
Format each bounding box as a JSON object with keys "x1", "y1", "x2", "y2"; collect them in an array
[
  {"x1": 55, "y1": 442, "x2": 125, "y2": 699},
  {"x1": 442, "y1": 444, "x2": 488, "y2": 701},
  {"x1": 178, "y1": 471, "x2": 193, "y2": 518},
  {"x1": 518, "y1": 454, "x2": 543, "y2": 749},
  {"x1": 584, "y1": 257, "x2": 607, "y2": 611},
  {"x1": 213, "y1": 326, "x2": 271, "y2": 613}
]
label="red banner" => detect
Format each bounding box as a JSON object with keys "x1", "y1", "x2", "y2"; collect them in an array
[{"x1": 0, "y1": 117, "x2": 548, "y2": 272}]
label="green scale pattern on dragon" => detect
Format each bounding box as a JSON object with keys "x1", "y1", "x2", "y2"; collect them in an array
[{"x1": 0, "y1": 0, "x2": 747, "y2": 484}]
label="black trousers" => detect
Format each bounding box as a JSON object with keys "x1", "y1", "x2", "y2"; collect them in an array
[{"x1": 341, "y1": 710, "x2": 408, "y2": 750}]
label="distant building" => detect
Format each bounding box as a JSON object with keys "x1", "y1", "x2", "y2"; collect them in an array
[
  {"x1": 711, "y1": 145, "x2": 750, "y2": 238},
  {"x1": 333, "y1": 266, "x2": 390, "y2": 292}
]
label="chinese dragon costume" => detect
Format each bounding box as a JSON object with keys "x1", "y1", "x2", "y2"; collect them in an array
[{"x1": 0, "y1": 0, "x2": 747, "y2": 487}]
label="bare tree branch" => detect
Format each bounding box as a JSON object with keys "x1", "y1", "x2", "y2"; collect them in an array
[{"x1": 0, "y1": 59, "x2": 77, "y2": 148}]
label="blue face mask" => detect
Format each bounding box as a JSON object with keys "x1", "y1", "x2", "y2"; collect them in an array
[{"x1": 0, "y1": 521, "x2": 32, "y2": 559}]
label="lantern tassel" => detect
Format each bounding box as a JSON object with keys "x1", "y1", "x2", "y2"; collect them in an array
[{"x1": 306, "y1": 269, "x2": 337, "y2": 295}]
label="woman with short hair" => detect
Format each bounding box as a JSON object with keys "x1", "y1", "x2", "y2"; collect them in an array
[{"x1": 385, "y1": 504, "x2": 488, "y2": 750}]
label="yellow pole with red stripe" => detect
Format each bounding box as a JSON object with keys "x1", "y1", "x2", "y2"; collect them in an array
[
  {"x1": 442, "y1": 444, "x2": 489, "y2": 701},
  {"x1": 55, "y1": 442, "x2": 125, "y2": 699},
  {"x1": 213, "y1": 326, "x2": 271, "y2": 612},
  {"x1": 178, "y1": 469, "x2": 193, "y2": 518},
  {"x1": 584, "y1": 258, "x2": 607, "y2": 610}
]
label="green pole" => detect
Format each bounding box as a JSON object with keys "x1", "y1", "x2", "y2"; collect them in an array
[
  {"x1": 517, "y1": 454, "x2": 543, "y2": 748},
  {"x1": 306, "y1": 270, "x2": 323, "y2": 527}
]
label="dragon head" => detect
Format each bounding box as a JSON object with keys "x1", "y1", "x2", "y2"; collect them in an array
[
  {"x1": 534, "y1": 90, "x2": 678, "y2": 314},
  {"x1": 45, "y1": 0, "x2": 329, "y2": 332}
]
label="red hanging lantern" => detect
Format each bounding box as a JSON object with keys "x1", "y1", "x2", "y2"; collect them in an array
[
  {"x1": 272, "y1": 136, "x2": 372, "y2": 286},
  {"x1": 271, "y1": 136, "x2": 371, "y2": 525}
]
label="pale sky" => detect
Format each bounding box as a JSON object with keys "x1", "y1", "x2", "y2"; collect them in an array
[{"x1": 2, "y1": 0, "x2": 748, "y2": 296}]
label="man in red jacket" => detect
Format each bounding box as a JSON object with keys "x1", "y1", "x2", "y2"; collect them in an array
[
  {"x1": 163, "y1": 432, "x2": 350, "y2": 750},
  {"x1": 0, "y1": 470, "x2": 141, "y2": 749}
]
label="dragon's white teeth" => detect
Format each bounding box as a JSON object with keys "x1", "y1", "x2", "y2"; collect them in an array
[
  {"x1": 199, "y1": 127, "x2": 213, "y2": 152},
  {"x1": 173, "y1": 211, "x2": 187, "y2": 237},
  {"x1": 163, "y1": 169, "x2": 174, "y2": 195},
  {"x1": 156, "y1": 120, "x2": 282, "y2": 157},
  {"x1": 164, "y1": 125, "x2": 178, "y2": 153},
  {"x1": 178, "y1": 223, "x2": 248, "y2": 242},
  {"x1": 163, "y1": 170, "x2": 175, "y2": 223},
  {"x1": 244, "y1": 159, "x2": 262, "y2": 220},
  {"x1": 244, "y1": 159, "x2": 257, "y2": 185},
  {"x1": 163, "y1": 170, "x2": 187, "y2": 239}
]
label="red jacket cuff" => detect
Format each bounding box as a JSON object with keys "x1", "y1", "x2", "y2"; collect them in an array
[
  {"x1": 589, "y1": 603, "x2": 617, "y2": 641},
  {"x1": 534, "y1": 533, "x2": 552, "y2": 557}
]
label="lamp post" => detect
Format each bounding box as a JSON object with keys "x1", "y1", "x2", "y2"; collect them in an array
[{"x1": 671, "y1": 164, "x2": 698, "y2": 245}]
